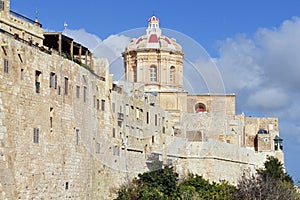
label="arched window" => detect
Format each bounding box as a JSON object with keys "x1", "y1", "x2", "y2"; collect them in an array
[
  {"x1": 170, "y1": 66, "x2": 175, "y2": 83},
  {"x1": 149, "y1": 65, "x2": 157, "y2": 82},
  {"x1": 195, "y1": 103, "x2": 206, "y2": 113},
  {"x1": 133, "y1": 66, "x2": 137, "y2": 82}
]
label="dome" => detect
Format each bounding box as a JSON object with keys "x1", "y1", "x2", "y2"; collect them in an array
[{"x1": 125, "y1": 15, "x2": 182, "y2": 52}]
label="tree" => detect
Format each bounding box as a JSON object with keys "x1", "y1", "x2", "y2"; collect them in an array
[{"x1": 235, "y1": 156, "x2": 299, "y2": 200}]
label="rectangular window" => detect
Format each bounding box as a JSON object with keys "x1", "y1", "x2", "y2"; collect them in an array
[
  {"x1": 76, "y1": 128, "x2": 79, "y2": 145},
  {"x1": 35, "y1": 70, "x2": 41, "y2": 94},
  {"x1": 96, "y1": 142, "x2": 100, "y2": 154},
  {"x1": 76, "y1": 86, "x2": 80, "y2": 98},
  {"x1": 49, "y1": 72, "x2": 57, "y2": 88},
  {"x1": 125, "y1": 105, "x2": 129, "y2": 116},
  {"x1": 113, "y1": 145, "x2": 120, "y2": 156},
  {"x1": 97, "y1": 99, "x2": 100, "y2": 110},
  {"x1": 64, "y1": 77, "x2": 68, "y2": 95},
  {"x1": 33, "y1": 128, "x2": 39, "y2": 143},
  {"x1": 0, "y1": 1, "x2": 4, "y2": 11},
  {"x1": 20, "y1": 68, "x2": 24, "y2": 80},
  {"x1": 101, "y1": 99, "x2": 105, "y2": 111},
  {"x1": 83, "y1": 86, "x2": 87, "y2": 102},
  {"x1": 152, "y1": 135, "x2": 155, "y2": 144},
  {"x1": 4, "y1": 59, "x2": 8, "y2": 73},
  {"x1": 112, "y1": 102, "x2": 115, "y2": 113},
  {"x1": 155, "y1": 114, "x2": 157, "y2": 126},
  {"x1": 113, "y1": 128, "x2": 116, "y2": 138},
  {"x1": 58, "y1": 86, "x2": 61, "y2": 95},
  {"x1": 146, "y1": 112, "x2": 149, "y2": 124},
  {"x1": 93, "y1": 95, "x2": 96, "y2": 108},
  {"x1": 50, "y1": 107, "x2": 53, "y2": 129},
  {"x1": 149, "y1": 66, "x2": 157, "y2": 82}
]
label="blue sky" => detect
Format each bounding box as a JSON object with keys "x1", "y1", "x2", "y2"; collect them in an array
[{"x1": 11, "y1": 1, "x2": 300, "y2": 182}]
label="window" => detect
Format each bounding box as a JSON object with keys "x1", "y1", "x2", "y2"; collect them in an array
[
  {"x1": 112, "y1": 102, "x2": 115, "y2": 113},
  {"x1": 64, "y1": 77, "x2": 68, "y2": 95},
  {"x1": 4, "y1": 59, "x2": 8, "y2": 73},
  {"x1": 155, "y1": 114, "x2": 157, "y2": 126},
  {"x1": 170, "y1": 66, "x2": 175, "y2": 83},
  {"x1": 58, "y1": 86, "x2": 61, "y2": 95},
  {"x1": 0, "y1": 1, "x2": 4, "y2": 11},
  {"x1": 146, "y1": 112, "x2": 149, "y2": 124},
  {"x1": 83, "y1": 86, "x2": 87, "y2": 102},
  {"x1": 113, "y1": 145, "x2": 120, "y2": 156},
  {"x1": 49, "y1": 72, "x2": 57, "y2": 88},
  {"x1": 65, "y1": 182, "x2": 68, "y2": 190},
  {"x1": 133, "y1": 66, "x2": 137, "y2": 82},
  {"x1": 76, "y1": 86, "x2": 80, "y2": 98},
  {"x1": 152, "y1": 135, "x2": 155, "y2": 144},
  {"x1": 35, "y1": 70, "x2": 41, "y2": 94},
  {"x1": 195, "y1": 103, "x2": 206, "y2": 113},
  {"x1": 101, "y1": 100, "x2": 105, "y2": 111},
  {"x1": 93, "y1": 95, "x2": 96, "y2": 108},
  {"x1": 113, "y1": 128, "x2": 116, "y2": 138},
  {"x1": 96, "y1": 142, "x2": 100, "y2": 154},
  {"x1": 33, "y1": 128, "x2": 39, "y2": 143},
  {"x1": 149, "y1": 65, "x2": 157, "y2": 82},
  {"x1": 20, "y1": 69, "x2": 24, "y2": 80},
  {"x1": 97, "y1": 99, "x2": 99, "y2": 110},
  {"x1": 76, "y1": 128, "x2": 79, "y2": 145},
  {"x1": 50, "y1": 107, "x2": 53, "y2": 129}
]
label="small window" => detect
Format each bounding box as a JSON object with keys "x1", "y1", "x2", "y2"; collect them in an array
[
  {"x1": 0, "y1": 1, "x2": 4, "y2": 11},
  {"x1": 76, "y1": 128, "x2": 79, "y2": 145},
  {"x1": 58, "y1": 86, "x2": 61, "y2": 95},
  {"x1": 4, "y1": 59, "x2": 8, "y2": 73},
  {"x1": 149, "y1": 65, "x2": 157, "y2": 82},
  {"x1": 65, "y1": 182, "x2": 68, "y2": 190},
  {"x1": 146, "y1": 112, "x2": 149, "y2": 124},
  {"x1": 20, "y1": 68, "x2": 24, "y2": 80},
  {"x1": 170, "y1": 66, "x2": 175, "y2": 83},
  {"x1": 155, "y1": 114, "x2": 157, "y2": 126},
  {"x1": 112, "y1": 103, "x2": 115, "y2": 113},
  {"x1": 113, "y1": 145, "x2": 119, "y2": 156},
  {"x1": 50, "y1": 107, "x2": 53, "y2": 129},
  {"x1": 152, "y1": 135, "x2": 155, "y2": 144},
  {"x1": 93, "y1": 95, "x2": 96, "y2": 108},
  {"x1": 64, "y1": 77, "x2": 68, "y2": 95},
  {"x1": 33, "y1": 128, "x2": 39, "y2": 143},
  {"x1": 101, "y1": 100, "x2": 105, "y2": 111},
  {"x1": 35, "y1": 70, "x2": 41, "y2": 94},
  {"x1": 112, "y1": 128, "x2": 116, "y2": 138},
  {"x1": 76, "y1": 86, "x2": 80, "y2": 98},
  {"x1": 195, "y1": 103, "x2": 206, "y2": 113},
  {"x1": 83, "y1": 86, "x2": 87, "y2": 102},
  {"x1": 49, "y1": 72, "x2": 57, "y2": 88},
  {"x1": 96, "y1": 142, "x2": 100, "y2": 154},
  {"x1": 97, "y1": 99, "x2": 100, "y2": 110}
]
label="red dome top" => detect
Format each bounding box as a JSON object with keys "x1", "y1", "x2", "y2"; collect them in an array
[{"x1": 148, "y1": 15, "x2": 159, "y2": 23}]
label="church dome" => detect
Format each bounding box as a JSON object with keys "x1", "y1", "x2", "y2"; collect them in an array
[{"x1": 125, "y1": 15, "x2": 182, "y2": 52}]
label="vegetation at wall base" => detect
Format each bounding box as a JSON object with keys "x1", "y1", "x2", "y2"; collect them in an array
[{"x1": 115, "y1": 157, "x2": 300, "y2": 200}]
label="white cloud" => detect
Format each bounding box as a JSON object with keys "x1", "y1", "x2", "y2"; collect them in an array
[
  {"x1": 247, "y1": 88, "x2": 288, "y2": 110},
  {"x1": 64, "y1": 28, "x2": 101, "y2": 50},
  {"x1": 215, "y1": 17, "x2": 300, "y2": 148}
]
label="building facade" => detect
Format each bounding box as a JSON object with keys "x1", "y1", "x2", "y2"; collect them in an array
[{"x1": 0, "y1": 1, "x2": 284, "y2": 199}]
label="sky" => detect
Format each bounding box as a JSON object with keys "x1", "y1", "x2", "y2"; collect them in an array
[{"x1": 10, "y1": 0, "x2": 300, "y2": 182}]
